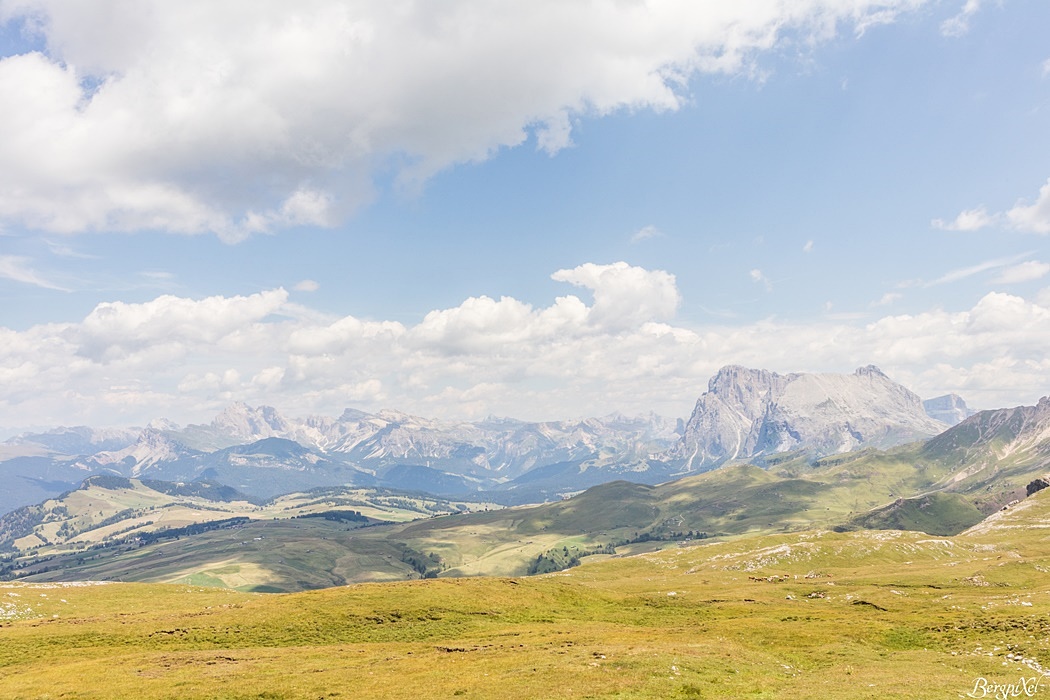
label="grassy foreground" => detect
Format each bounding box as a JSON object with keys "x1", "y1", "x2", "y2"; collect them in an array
[{"x1": 3, "y1": 492, "x2": 1050, "y2": 699}]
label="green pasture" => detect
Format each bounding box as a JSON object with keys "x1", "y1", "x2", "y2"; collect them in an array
[{"x1": 2, "y1": 489, "x2": 1050, "y2": 699}]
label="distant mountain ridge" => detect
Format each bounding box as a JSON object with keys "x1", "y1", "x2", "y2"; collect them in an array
[
  {"x1": 0, "y1": 404, "x2": 681, "y2": 509},
  {"x1": 8, "y1": 384, "x2": 1050, "y2": 592},
  {"x1": 4, "y1": 425, "x2": 141, "y2": 455},
  {"x1": 0, "y1": 365, "x2": 985, "y2": 515}
]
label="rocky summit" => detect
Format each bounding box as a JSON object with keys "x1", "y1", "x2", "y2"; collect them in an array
[
  {"x1": 672, "y1": 365, "x2": 949, "y2": 470},
  {"x1": 923, "y1": 393, "x2": 977, "y2": 426}
]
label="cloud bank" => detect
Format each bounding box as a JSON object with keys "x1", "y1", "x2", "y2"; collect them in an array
[
  {"x1": 2, "y1": 261, "x2": 1048, "y2": 430},
  {"x1": 0, "y1": 0, "x2": 934, "y2": 241}
]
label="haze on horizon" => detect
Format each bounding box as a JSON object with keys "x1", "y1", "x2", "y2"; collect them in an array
[{"x1": 0, "y1": 0, "x2": 1048, "y2": 432}]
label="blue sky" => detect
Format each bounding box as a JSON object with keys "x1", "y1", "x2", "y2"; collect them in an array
[{"x1": 1, "y1": 0, "x2": 1049, "y2": 431}]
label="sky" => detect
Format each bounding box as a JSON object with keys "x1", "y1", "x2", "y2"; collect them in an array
[{"x1": 1, "y1": 0, "x2": 1049, "y2": 433}]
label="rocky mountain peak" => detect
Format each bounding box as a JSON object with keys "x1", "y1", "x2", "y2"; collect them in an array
[
  {"x1": 708, "y1": 365, "x2": 776, "y2": 394},
  {"x1": 211, "y1": 403, "x2": 292, "y2": 441},
  {"x1": 706, "y1": 365, "x2": 785, "y2": 416},
  {"x1": 853, "y1": 364, "x2": 888, "y2": 379},
  {"x1": 337, "y1": 407, "x2": 371, "y2": 422},
  {"x1": 923, "y1": 394, "x2": 976, "y2": 426},
  {"x1": 147, "y1": 417, "x2": 181, "y2": 432},
  {"x1": 673, "y1": 365, "x2": 948, "y2": 471}
]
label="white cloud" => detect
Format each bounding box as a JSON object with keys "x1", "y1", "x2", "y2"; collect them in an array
[
  {"x1": 803, "y1": 240, "x2": 814, "y2": 253},
  {"x1": 535, "y1": 111, "x2": 575, "y2": 156},
  {"x1": 924, "y1": 253, "x2": 1032, "y2": 287},
  {"x1": 409, "y1": 295, "x2": 545, "y2": 355},
  {"x1": 749, "y1": 268, "x2": 772, "y2": 291},
  {"x1": 931, "y1": 206, "x2": 997, "y2": 231},
  {"x1": 73, "y1": 289, "x2": 290, "y2": 362},
  {"x1": 1006, "y1": 178, "x2": 1050, "y2": 234},
  {"x1": 294, "y1": 279, "x2": 320, "y2": 293},
  {"x1": 550, "y1": 261, "x2": 680, "y2": 329},
  {"x1": 138, "y1": 271, "x2": 176, "y2": 281},
  {"x1": 0, "y1": 254, "x2": 68, "y2": 290},
  {"x1": 993, "y1": 261, "x2": 1050, "y2": 284},
  {"x1": 0, "y1": 0, "x2": 933, "y2": 240},
  {"x1": 3, "y1": 264, "x2": 1050, "y2": 428},
  {"x1": 44, "y1": 240, "x2": 97, "y2": 259},
  {"x1": 250, "y1": 366, "x2": 285, "y2": 391},
  {"x1": 935, "y1": 178, "x2": 1050, "y2": 236},
  {"x1": 940, "y1": 0, "x2": 982, "y2": 37},
  {"x1": 872, "y1": 292, "x2": 903, "y2": 306},
  {"x1": 631, "y1": 225, "x2": 662, "y2": 244}
]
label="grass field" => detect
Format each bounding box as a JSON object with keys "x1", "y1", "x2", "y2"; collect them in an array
[{"x1": 2, "y1": 489, "x2": 1049, "y2": 699}]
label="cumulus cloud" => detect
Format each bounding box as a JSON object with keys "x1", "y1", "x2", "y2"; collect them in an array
[
  {"x1": 1006, "y1": 178, "x2": 1050, "y2": 234},
  {"x1": 931, "y1": 206, "x2": 997, "y2": 231},
  {"x1": 0, "y1": 0, "x2": 933, "y2": 240},
  {"x1": 73, "y1": 289, "x2": 290, "y2": 362},
  {"x1": 934, "y1": 178, "x2": 1050, "y2": 235},
  {"x1": 550, "y1": 261, "x2": 680, "y2": 329}
]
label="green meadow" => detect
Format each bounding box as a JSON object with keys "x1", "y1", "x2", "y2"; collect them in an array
[{"x1": 2, "y1": 489, "x2": 1049, "y2": 699}]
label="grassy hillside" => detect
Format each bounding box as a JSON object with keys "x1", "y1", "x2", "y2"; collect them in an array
[
  {"x1": 0, "y1": 478, "x2": 501, "y2": 590},
  {"x1": 3, "y1": 488, "x2": 1050, "y2": 698},
  {"x1": 844, "y1": 492, "x2": 986, "y2": 536}
]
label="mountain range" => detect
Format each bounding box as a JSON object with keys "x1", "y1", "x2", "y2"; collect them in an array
[
  {"x1": 0, "y1": 365, "x2": 972, "y2": 516},
  {"x1": 4, "y1": 389, "x2": 1050, "y2": 590}
]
